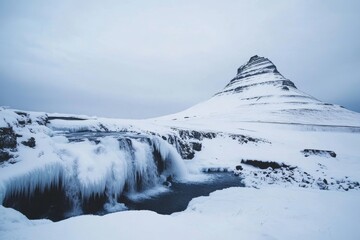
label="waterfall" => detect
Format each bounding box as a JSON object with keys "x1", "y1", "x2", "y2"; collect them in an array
[{"x1": 1, "y1": 134, "x2": 189, "y2": 220}]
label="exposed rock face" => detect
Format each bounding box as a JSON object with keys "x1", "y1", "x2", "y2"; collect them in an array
[
  {"x1": 0, "y1": 127, "x2": 17, "y2": 162},
  {"x1": 302, "y1": 149, "x2": 337, "y2": 158},
  {"x1": 167, "y1": 129, "x2": 266, "y2": 160},
  {"x1": 165, "y1": 134, "x2": 195, "y2": 159},
  {"x1": 241, "y1": 159, "x2": 292, "y2": 170},
  {"x1": 176, "y1": 129, "x2": 217, "y2": 141},
  {"x1": 216, "y1": 55, "x2": 297, "y2": 96},
  {"x1": 157, "y1": 129, "x2": 218, "y2": 160},
  {"x1": 0, "y1": 127, "x2": 17, "y2": 149}
]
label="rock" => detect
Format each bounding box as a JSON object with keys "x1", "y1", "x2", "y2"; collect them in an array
[
  {"x1": 301, "y1": 149, "x2": 337, "y2": 158},
  {"x1": 166, "y1": 175, "x2": 173, "y2": 182},
  {"x1": 235, "y1": 165, "x2": 243, "y2": 171},
  {"x1": 47, "y1": 116, "x2": 87, "y2": 121},
  {"x1": 163, "y1": 181, "x2": 172, "y2": 187},
  {"x1": 241, "y1": 159, "x2": 290, "y2": 169},
  {"x1": 0, "y1": 127, "x2": 17, "y2": 149},
  {"x1": 15, "y1": 111, "x2": 29, "y2": 117},
  {"x1": 302, "y1": 179, "x2": 310, "y2": 184},
  {"x1": 229, "y1": 134, "x2": 265, "y2": 144},
  {"x1": 215, "y1": 55, "x2": 297, "y2": 96},
  {"x1": 176, "y1": 129, "x2": 216, "y2": 141},
  {"x1": 163, "y1": 134, "x2": 195, "y2": 160},
  {"x1": 21, "y1": 137, "x2": 36, "y2": 148},
  {"x1": 190, "y1": 142, "x2": 202, "y2": 151},
  {"x1": 0, "y1": 150, "x2": 12, "y2": 163},
  {"x1": 317, "y1": 178, "x2": 328, "y2": 190}
]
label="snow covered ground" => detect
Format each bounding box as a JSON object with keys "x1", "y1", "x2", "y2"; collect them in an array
[
  {"x1": 1, "y1": 56, "x2": 360, "y2": 239},
  {"x1": 1, "y1": 105, "x2": 359, "y2": 239},
  {"x1": 1, "y1": 186, "x2": 360, "y2": 240}
]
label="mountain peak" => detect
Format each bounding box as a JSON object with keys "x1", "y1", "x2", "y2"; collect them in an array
[
  {"x1": 236, "y1": 55, "x2": 279, "y2": 77},
  {"x1": 216, "y1": 55, "x2": 296, "y2": 96}
]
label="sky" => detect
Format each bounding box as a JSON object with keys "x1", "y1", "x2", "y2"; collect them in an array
[{"x1": 0, "y1": 0, "x2": 359, "y2": 118}]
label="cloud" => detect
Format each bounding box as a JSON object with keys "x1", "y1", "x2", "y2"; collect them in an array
[{"x1": 1, "y1": 0, "x2": 359, "y2": 118}]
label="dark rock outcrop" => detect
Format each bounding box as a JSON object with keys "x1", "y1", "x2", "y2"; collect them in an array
[
  {"x1": 190, "y1": 142, "x2": 202, "y2": 151},
  {"x1": 166, "y1": 128, "x2": 266, "y2": 159},
  {"x1": 0, "y1": 127, "x2": 17, "y2": 149},
  {"x1": 175, "y1": 129, "x2": 217, "y2": 141},
  {"x1": 21, "y1": 137, "x2": 36, "y2": 148},
  {"x1": 0, "y1": 127, "x2": 17, "y2": 163},
  {"x1": 165, "y1": 134, "x2": 195, "y2": 159},
  {"x1": 241, "y1": 159, "x2": 291, "y2": 170},
  {"x1": 235, "y1": 165, "x2": 243, "y2": 171},
  {"x1": 302, "y1": 149, "x2": 337, "y2": 158},
  {"x1": 0, "y1": 151, "x2": 13, "y2": 162},
  {"x1": 229, "y1": 134, "x2": 266, "y2": 144}
]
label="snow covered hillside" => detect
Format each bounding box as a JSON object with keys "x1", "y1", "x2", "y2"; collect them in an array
[
  {"x1": 1, "y1": 55, "x2": 360, "y2": 239},
  {"x1": 156, "y1": 55, "x2": 360, "y2": 127}
]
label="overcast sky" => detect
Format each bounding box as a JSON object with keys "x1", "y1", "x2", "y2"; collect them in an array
[{"x1": 1, "y1": 0, "x2": 359, "y2": 118}]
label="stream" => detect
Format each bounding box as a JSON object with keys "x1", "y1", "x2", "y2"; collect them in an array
[{"x1": 121, "y1": 172, "x2": 244, "y2": 214}]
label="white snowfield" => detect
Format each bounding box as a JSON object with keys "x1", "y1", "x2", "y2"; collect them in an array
[
  {"x1": 1, "y1": 55, "x2": 360, "y2": 239},
  {"x1": 1, "y1": 187, "x2": 360, "y2": 240}
]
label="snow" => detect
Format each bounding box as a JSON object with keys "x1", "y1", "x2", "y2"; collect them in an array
[
  {"x1": 1, "y1": 55, "x2": 360, "y2": 239},
  {"x1": 0, "y1": 205, "x2": 50, "y2": 232},
  {"x1": 0, "y1": 128, "x2": 191, "y2": 207},
  {"x1": 1, "y1": 187, "x2": 360, "y2": 240},
  {"x1": 2, "y1": 122, "x2": 359, "y2": 239},
  {"x1": 154, "y1": 56, "x2": 360, "y2": 127}
]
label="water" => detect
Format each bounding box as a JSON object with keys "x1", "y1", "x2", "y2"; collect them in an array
[
  {"x1": 5, "y1": 129, "x2": 244, "y2": 220},
  {"x1": 4, "y1": 172, "x2": 243, "y2": 221},
  {"x1": 121, "y1": 172, "x2": 244, "y2": 214}
]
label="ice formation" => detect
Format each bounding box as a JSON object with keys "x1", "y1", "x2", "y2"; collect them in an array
[{"x1": 1, "y1": 134, "x2": 189, "y2": 217}]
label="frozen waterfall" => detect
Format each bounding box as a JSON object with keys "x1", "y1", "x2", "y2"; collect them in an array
[{"x1": 1, "y1": 134, "x2": 189, "y2": 220}]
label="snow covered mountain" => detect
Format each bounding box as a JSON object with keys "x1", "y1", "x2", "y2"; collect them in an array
[
  {"x1": 1, "y1": 55, "x2": 360, "y2": 239},
  {"x1": 157, "y1": 55, "x2": 360, "y2": 127}
]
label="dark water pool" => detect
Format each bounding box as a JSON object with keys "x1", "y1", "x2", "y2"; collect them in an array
[
  {"x1": 4, "y1": 172, "x2": 243, "y2": 221},
  {"x1": 122, "y1": 172, "x2": 244, "y2": 214}
]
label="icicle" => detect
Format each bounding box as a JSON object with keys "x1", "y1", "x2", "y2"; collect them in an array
[
  {"x1": 132, "y1": 139, "x2": 159, "y2": 191},
  {"x1": 1, "y1": 134, "x2": 189, "y2": 217},
  {"x1": 3, "y1": 163, "x2": 64, "y2": 202},
  {"x1": 152, "y1": 136, "x2": 188, "y2": 181}
]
